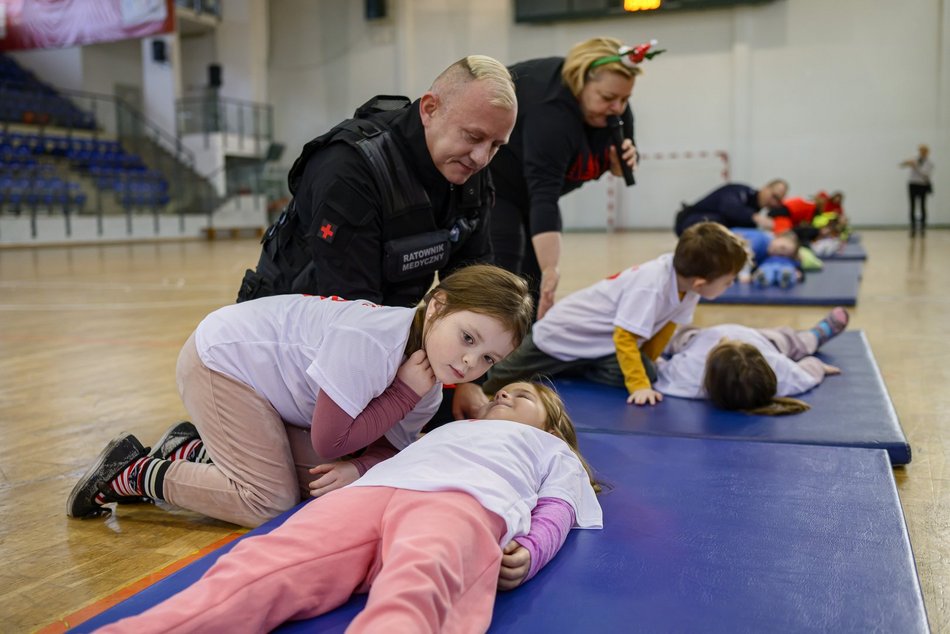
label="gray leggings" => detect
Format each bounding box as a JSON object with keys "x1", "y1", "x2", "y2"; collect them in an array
[{"x1": 666, "y1": 326, "x2": 816, "y2": 361}]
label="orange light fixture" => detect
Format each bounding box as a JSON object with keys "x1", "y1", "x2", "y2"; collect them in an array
[{"x1": 624, "y1": 0, "x2": 662, "y2": 11}]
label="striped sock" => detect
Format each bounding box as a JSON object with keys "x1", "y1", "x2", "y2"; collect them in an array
[
  {"x1": 171, "y1": 438, "x2": 212, "y2": 464},
  {"x1": 809, "y1": 306, "x2": 849, "y2": 347},
  {"x1": 93, "y1": 457, "x2": 171, "y2": 505}
]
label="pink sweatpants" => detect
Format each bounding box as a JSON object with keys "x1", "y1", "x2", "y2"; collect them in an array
[
  {"x1": 165, "y1": 333, "x2": 324, "y2": 527},
  {"x1": 95, "y1": 487, "x2": 507, "y2": 634}
]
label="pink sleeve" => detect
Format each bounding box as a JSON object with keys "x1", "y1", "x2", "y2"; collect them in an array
[
  {"x1": 310, "y1": 377, "x2": 421, "y2": 459},
  {"x1": 349, "y1": 436, "x2": 399, "y2": 476},
  {"x1": 512, "y1": 497, "x2": 576, "y2": 583}
]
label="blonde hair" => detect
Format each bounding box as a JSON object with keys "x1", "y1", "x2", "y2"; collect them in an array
[
  {"x1": 430, "y1": 55, "x2": 516, "y2": 110},
  {"x1": 703, "y1": 341, "x2": 811, "y2": 415},
  {"x1": 561, "y1": 37, "x2": 643, "y2": 97},
  {"x1": 674, "y1": 221, "x2": 750, "y2": 280},
  {"x1": 530, "y1": 382, "x2": 601, "y2": 493},
  {"x1": 404, "y1": 264, "x2": 533, "y2": 356}
]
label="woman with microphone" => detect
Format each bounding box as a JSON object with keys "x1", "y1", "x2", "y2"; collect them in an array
[{"x1": 488, "y1": 37, "x2": 662, "y2": 319}]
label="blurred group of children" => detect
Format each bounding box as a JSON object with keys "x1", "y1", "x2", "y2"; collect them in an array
[{"x1": 729, "y1": 189, "x2": 851, "y2": 290}]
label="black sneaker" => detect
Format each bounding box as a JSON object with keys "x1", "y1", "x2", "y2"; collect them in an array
[
  {"x1": 67, "y1": 433, "x2": 148, "y2": 518},
  {"x1": 149, "y1": 421, "x2": 199, "y2": 460}
]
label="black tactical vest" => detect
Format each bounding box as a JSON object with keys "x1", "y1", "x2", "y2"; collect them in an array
[{"x1": 237, "y1": 96, "x2": 491, "y2": 303}]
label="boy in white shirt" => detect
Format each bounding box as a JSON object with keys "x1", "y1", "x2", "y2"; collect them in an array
[{"x1": 484, "y1": 221, "x2": 749, "y2": 405}]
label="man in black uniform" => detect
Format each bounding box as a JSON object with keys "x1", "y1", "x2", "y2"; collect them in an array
[
  {"x1": 237, "y1": 55, "x2": 518, "y2": 418},
  {"x1": 674, "y1": 179, "x2": 788, "y2": 236}
]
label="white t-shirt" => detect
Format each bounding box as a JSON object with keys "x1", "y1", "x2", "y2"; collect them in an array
[
  {"x1": 194, "y1": 295, "x2": 441, "y2": 450},
  {"x1": 654, "y1": 324, "x2": 820, "y2": 398},
  {"x1": 350, "y1": 419, "x2": 603, "y2": 546},
  {"x1": 532, "y1": 253, "x2": 700, "y2": 361}
]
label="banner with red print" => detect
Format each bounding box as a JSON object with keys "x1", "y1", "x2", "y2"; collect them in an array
[{"x1": 0, "y1": 0, "x2": 174, "y2": 52}]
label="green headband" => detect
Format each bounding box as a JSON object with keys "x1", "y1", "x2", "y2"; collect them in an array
[{"x1": 590, "y1": 39, "x2": 665, "y2": 70}]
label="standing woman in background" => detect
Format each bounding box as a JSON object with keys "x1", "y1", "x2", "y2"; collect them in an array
[
  {"x1": 489, "y1": 37, "x2": 662, "y2": 319},
  {"x1": 900, "y1": 144, "x2": 934, "y2": 237}
]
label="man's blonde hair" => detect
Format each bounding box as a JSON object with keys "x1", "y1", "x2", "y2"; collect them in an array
[
  {"x1": 430, "y1": 55, "x2": 516, "y2": 110},
  {"x1": 561, "y1": 37, "x2": 643, "y2": 96}
]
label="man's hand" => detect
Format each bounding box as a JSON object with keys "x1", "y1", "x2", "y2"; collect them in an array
[
  {"x1": 497, "y1": 540, "x2": 530, "y2": 591},
  {"x1": 752, "y1": 212, "x2": 775, "y2": 231},
  {"x1": 627, "y1": 388, "x2": 664, "y2": 406},
  {"x1": 397, "y1": 349, "x2": 436, "y2": 396},
  {"x1": 822, "y1": 363, "x2": 842, "y2": 376},
  {"x1": 308, "y1": 461, "x2": 360, "y2": 497},
  {"x1": 452, "y1": 382, "x2": 489, "y2": 419}
]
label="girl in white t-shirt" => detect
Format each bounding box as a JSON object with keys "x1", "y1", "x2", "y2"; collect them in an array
[
  {"x1": 92, "y1": 382, "x2": 603, "y2": 634},
  {"x1": 654, "y1": 306, "x2": 849, "y2": 415},
  {"x1": 68, "y1": 265, "x2": 534, "y2": 527}
]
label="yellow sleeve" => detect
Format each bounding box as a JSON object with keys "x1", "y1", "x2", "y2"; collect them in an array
[
  {"x1": 641, "y1": 321, "x2": 677, "y2": 361},
  {"x1": 613, "y1": 327, "x2": 651, "y2": 394}
]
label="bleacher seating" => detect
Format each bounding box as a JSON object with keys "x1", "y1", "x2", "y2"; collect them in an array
[
  {"x1": 0, "y1": 54, "x2": 96, "y2": 129},
  {"x1": 1, "y1": 130, "x2": 172, "y2": 214},
  {"x1": 1, "y1": 55, "x2": 170, "y2": 216}
]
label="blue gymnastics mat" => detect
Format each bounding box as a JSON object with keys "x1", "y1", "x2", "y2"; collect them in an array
[
  {"x1": 558, "y1": 331, "x2": 911, "y2": 465},
  {"x1": 74, "y1": 435, "x2": 928, "y2": 633},
  {"x1": 702, "y1": 259, "x2": 863, "y2": 306}
]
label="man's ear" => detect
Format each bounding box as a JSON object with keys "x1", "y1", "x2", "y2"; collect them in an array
[
  {"x1": 690, "y1": 277, "x2": 709, "y2": 292},
  {"x1": 419, "y1": 92, "x2": 439, "y2": 127}
]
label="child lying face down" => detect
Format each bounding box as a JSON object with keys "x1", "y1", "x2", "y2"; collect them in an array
[
  {"x1": 653, "y1": 307, "x2": 849, "y2": 415},
  {"x1": 94, "y1": 382, "x2": 603, "y2": 634}
]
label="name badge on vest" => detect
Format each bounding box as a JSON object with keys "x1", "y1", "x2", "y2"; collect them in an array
[{"x1": 383, "y1": 230, "x2": 451, "y2": 282}]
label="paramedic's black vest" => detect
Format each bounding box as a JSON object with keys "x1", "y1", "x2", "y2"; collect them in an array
[{"x1": 237, "y1": 96, "x2": 491, "y2": 303}]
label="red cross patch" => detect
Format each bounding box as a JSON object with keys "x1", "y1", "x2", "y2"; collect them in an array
[{"x1": 318, "y1": 220, "x2": 337, "y2": 243}]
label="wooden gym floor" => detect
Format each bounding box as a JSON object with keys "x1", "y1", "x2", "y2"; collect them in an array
[{"x1": 0, "y1": 229, "x2": 946, "y2": 632}]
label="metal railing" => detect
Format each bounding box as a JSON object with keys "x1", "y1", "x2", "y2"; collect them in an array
[
  {"x1": 176, "y1": 95, "x2": 273, "y2": 155},
  {"x1": 175, "y1": 0, "x2": 222, "y2": 18},
  {"x1": 1, "y1": 74, "x2": 279, "y2": 240}
]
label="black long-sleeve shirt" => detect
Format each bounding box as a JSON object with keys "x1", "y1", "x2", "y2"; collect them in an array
[
  {"x1": 677, "y1": 183, "x2": 760, "y2": 234},
  {"x1": 489, "y1": 57, "x2": 635, "y2": 237}
]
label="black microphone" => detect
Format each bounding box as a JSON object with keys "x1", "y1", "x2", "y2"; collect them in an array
[{"x1": 607, "y1": 115, "x2": 635, "y2": 186}]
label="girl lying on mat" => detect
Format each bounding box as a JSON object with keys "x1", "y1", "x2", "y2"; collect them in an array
[
  {"x1": 653, "y1": 308, "x2": 849, "y2": 415},
  {"x1": 94, "y1": 382, "x2": 603, "y2": 634}
]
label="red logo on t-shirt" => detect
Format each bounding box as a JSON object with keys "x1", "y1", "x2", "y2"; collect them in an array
[
  {"x1": 566, "y1": 149, "x2": 610, "y2": 183},
  {"x1": 606, "y1": 265, "x2": 639, "y2": 280}
]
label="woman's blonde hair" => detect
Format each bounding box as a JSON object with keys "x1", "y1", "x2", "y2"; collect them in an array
[
  {"x1": 561, "y1": 37, "x2": 643, "y2": 97},
  {"x1": 531, "y1": 382, "x2": 601, "y2": 493},
  {"x1": 431, "y1": 55, "x2": 516, "y2": 110},
  {"x1": 404, "y1": 264, "x2": 533, "y2": 356},
  {"x1": 703, "y1": 341, "x2": 810, "y2": 415}
]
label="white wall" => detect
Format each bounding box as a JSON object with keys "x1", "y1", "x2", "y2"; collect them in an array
[
  {"x1": 180, "y1": 32, "x2": 217, "y2": 97},
  {"x1": 266, "y1": 0, "x2": 949, "y2": 228},
  {"x1": 82, "y1": 40, "x2": 144, "y2": 97},
  {"x1": 9, "y1": 47, "x2": 84, "y2": 92},
  {"x1": 214, "y1": 0, "x2": 269, "y2": 103}
]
